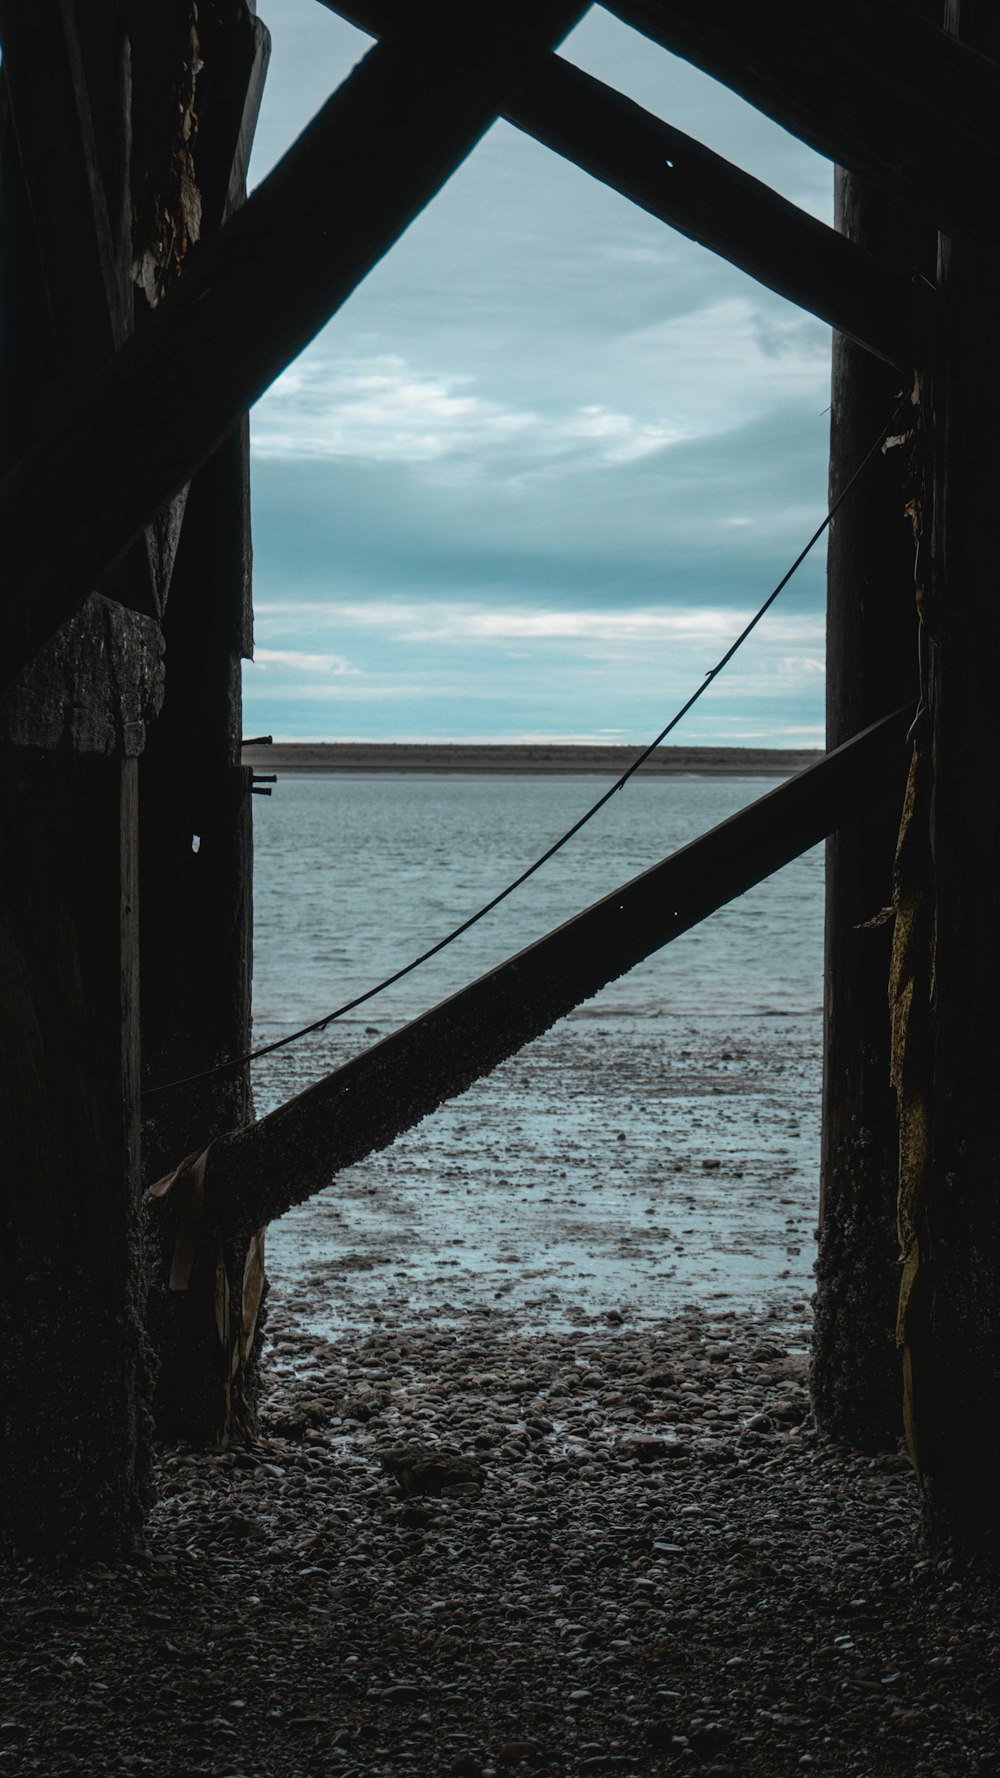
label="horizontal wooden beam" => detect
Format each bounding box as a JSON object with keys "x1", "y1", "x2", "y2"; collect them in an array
[
  {"x1": 603, "y1": 0, "x2": 1000, "y2": 254},
  {"x1": 321, "y1": 0, "x2": 916, "y2": 367},
  {"x1": 149, "y1": 706, "x2": 913, "y2": 1249},
  {"x1": 0, "y1": 0, "x2": 588, "y2": 689}
]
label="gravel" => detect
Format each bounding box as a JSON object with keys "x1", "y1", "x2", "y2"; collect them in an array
[{"x1": 3, "y1": 1296, "x2": 1000, "y2": 1777}]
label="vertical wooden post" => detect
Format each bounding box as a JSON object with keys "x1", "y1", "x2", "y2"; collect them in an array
[
  {"x1": 899, "y1": 0, "x2": 1000, "y2": 1551},
  {"x1": 812, "y1": 144, "x2": 934, "y2": 1448},
  {"x1": 139, "y1": 430, "x2": 260, "y2": 1441},
  {"x1": 137, "y1": 0, "x2": 268, "y2": 1442},
  {"x1": 0, "y1": 1, "x2": 155, "y2": 1556},
  {"x1": 0, "y1": 756, "x2": 149, "y2": 1555}
]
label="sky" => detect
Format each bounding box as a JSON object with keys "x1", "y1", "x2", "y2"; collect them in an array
[{"x1": 242, "y1": 2, "x2": 836, "y2": 746}]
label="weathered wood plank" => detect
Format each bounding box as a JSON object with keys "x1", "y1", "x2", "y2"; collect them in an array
[
  {"x1": 0, "y1": 0, "x2": 588, "y2": 690},
  {"x1": 604, "y1": 0, "x2": 1000, "y2": 253},
  {"x1": 322, "y1": 0, "x2": 916, "y2": 366},
  {"x1": 0, "y1": 592, "x2": 163, "y2": 754},
  {"x1": 149, "y1": 708, "x2": 913, "y2": 1250}
]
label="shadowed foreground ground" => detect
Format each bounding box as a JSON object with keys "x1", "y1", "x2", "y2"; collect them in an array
[{"x1": 2, "y1": 1299, "x2": 999, "y2": 1778}]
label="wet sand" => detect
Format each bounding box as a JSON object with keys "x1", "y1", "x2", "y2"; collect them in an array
[
  {"x1": 9, "y1": 969, "x2": 1000, "y2": 1778},
  {"x1": 260, "y1": 1002, "x2": 820, "y2": 1340},
  {"x1": 242, "y1": 741, "x2": 821, "y2": 778}
]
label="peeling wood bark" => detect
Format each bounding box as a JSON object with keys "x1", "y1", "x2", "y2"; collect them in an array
[
  {"x1": 0, "y1": 0, "x2": 589, "y2": 689},
  {"x1": 322, "y1": 0, "x2": 917, "y2": 367},
  {"x1": 147, "y1": 712, "x2": 912, "y2": 1261},
  {"x1": 605, "y1": 0, "x2": 1000, "y2": 255},
  {"x1": 0, "y1": 592, "x2": 163, "y2": 754}
]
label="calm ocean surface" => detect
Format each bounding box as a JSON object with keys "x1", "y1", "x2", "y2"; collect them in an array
[
  {"x1": 252, "y1": 773, "x2": 824, "y2": 1327},
  {"x1": 251, "y1": 772, "x2": 823, "y2": 1073}
]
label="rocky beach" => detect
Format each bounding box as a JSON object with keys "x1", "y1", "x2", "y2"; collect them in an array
[
  {"x1": 3, "y1": 1295, "x2": 1000, "y2": 1778},
  {"x1": 4, "y1": 1012, "x2": 1000, "y2": 1777},
  {"x1": 4, "y1": 762, "x2": 996, "y2": 1777}
]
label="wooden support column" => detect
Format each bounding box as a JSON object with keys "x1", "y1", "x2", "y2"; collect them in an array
[
  {"x1": 137, "y1": 0, "x2": 266, "y2": 1443},
  {"x1": 0, "y1": 754, "x2": 148, "y2": 1556},
  {"x1": 140, "y1": 432, "x2": 259, "y2": 1441},
  {"x1": 0, "y1": 1, "x2": 157, "y2": 1557},
  {"x1": 898, "y1": 0, "x2": 1000, "y2": 1551},
  {"x1": 812, "y1": 80, "x2": 937, "y2": 1447}
]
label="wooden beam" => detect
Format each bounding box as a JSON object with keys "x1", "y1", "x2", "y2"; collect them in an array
[
  {"x1": 0, "y1": 0, "x2": 588, "y2": 689},
  {"x1": 321, "y1": 0, "x2": 916, "y2": 367},
  {"x1": 513, "y1": 58, "x2": 916, "y2": 368},
  {"x1": 0, "y1": 0, "x2": 127, "y2": 377},
  {"x1": 603, "y1": 0, "x2": 1000, "y2": 254},
  {"x1": 0, "y1": 0, "x2": 164, "y2": 617},
  {"x1": 812, "y1": 150, "x2": 935, "y2": 1454},
  {"x1": 904, "y1": 0, "x2": 1000, "y2": 1556},
  {"x1": 149, "y1": 707, "x2": 913, "y2": 1252},
  {"x1": 137, "y1": 2, "x2": 268, "y2": 1443},
  {"x1": 0, "y1": 752, "x2": 146, "y2": 1555}
]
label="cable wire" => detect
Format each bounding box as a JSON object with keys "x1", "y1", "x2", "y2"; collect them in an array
[{"x1": 144, "y1": 395, "x2": 906, "y2": 1097}]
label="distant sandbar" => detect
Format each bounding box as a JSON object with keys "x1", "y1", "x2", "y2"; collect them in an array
[{"x1": 242, "y1": 740, "x2": 821, "y2": 777}]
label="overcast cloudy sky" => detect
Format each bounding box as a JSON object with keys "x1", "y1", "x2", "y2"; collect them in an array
[{"x1": 243, "y1": 2, "x2": 835, "y2": 745}]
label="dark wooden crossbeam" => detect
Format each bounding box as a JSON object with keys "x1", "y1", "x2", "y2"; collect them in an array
[
  {"x1": 0, "y1": 0, "x2": 166, "y2": 617},
  {"x1": 148, "y1": 706, "x2": 912, "y2": 1250},
  {"x1": 604, "y1": 0, "x2": 1000, "y2": 254},
  {"x1": 515, "y1": 60, "x2": 917, "y2": 369},
  {"x1": 319, "y1": 0, "x2": 914, "y2": 367},
  {"x1": 0, "y1": 0, "x2": 588, "y2": 690},
  {"x1": 0, "y1": 1, "x2": 129, "y2": 373}
]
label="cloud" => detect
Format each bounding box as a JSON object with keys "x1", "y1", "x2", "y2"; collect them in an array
[
  {"x1": 252, "y1": 352, "x2": 686, "y2": 473},
  {"x1": 244, "y1": 594, "x2": 827, "y2": 744},
  {"x1": 251, "y1": 292, "x2": 827, "y2": 482},
  {"x1": 253, "y1": 357, "x2": 533, "y2": 465},
  {"x1": 254, "y1": 598, "x2": 823, "y2": 651},
  {"x1": 254, "y1": 647, "x2": 356, "y2": 674},
  {"x1": 242, "y1": 1, "x2": 835, "y2": 746},
  {"x1": 613, "y1": 300, "x2": 828, "y2": 435}
]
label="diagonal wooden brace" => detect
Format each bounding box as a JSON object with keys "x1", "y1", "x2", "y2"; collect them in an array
[
  {"x1": 320, "y1": 0, "x2": 919, "y2": 368},
  {"x1": 0, "y1": 0, "x2": 589, "y2": 688},
  {"x1": 147, "y1": 706, "x2": 912, "y2": 1250},
  {"x1": 604, "y1": 0, "x2": 1000, "y2": 254}
]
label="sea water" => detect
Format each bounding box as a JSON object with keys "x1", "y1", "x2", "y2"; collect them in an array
[{"x1": 252, "y1": 773, "x2": 824, "y2": 1328}]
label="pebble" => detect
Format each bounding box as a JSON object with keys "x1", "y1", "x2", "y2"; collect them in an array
[{"x1": 2, "y1": 1300, "x2": 999, "y2": 1778}]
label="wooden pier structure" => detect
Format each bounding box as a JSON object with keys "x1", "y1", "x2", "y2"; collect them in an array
[{"x1": 1, "y1": 0, "x2": 999, "y2": 1559}]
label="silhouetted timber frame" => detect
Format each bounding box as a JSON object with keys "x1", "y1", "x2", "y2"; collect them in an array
[
  {"x1": 150, "y1": 709, "x2": 910, "y2": 1250},
  {"x1": 3, "y1": 0, "x2": 1000, "y2": 1560}
]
